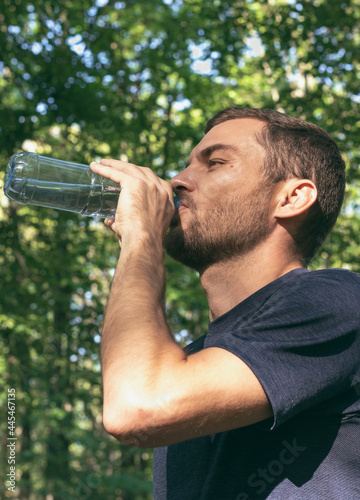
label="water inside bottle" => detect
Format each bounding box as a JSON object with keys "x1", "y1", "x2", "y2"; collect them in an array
[{"x1": 5, "y1": 178, "x2": 120, "y2": 218}]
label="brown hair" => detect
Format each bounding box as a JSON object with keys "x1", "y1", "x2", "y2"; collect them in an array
[{"x1": 205, "y1": 107, "x2": 346, "y2": 265}]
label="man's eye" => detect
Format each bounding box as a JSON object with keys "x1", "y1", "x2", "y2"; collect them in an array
[{"x1": 208, "y1": 159, "x2": 223, "y2": 167}]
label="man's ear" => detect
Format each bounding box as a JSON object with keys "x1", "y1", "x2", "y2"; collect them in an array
[{"x1": 274, "y1": 178, "x2": 317, "y2": 219}]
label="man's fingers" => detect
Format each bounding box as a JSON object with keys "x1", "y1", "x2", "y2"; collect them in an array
[
  {"x1": 90, "y1": 161, "x2": 121, "y2": 183},
  {"x1": 104, "y1": 217, "x2": 114, "y2": 227},
  {"x1": 98, "y1": 158, "x2": 159, "y2": 184},
  {"x1": 99, "y1": 158, "x2": 138, "y2": 172},
  {"x1": 90, "y1": 160, "x2": 172, "y2": 197}
]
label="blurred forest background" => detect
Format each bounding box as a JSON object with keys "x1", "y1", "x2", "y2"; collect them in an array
[{"x1": 0, "y1": 0, "x2": 359, "y2": 498}]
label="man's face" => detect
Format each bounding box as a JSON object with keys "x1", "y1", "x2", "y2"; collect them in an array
[{"x1": 164, "y1": 118, "x2": 276, "y2": 272}]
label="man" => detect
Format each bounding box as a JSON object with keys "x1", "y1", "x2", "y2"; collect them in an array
[{"x1": 90, "y1": 107, "x2": 360, "y2": 499}]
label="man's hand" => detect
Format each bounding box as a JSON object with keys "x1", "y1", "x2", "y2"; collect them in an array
[{"x1": 90, "y1": 159, "x2": 175, "y2": 247}]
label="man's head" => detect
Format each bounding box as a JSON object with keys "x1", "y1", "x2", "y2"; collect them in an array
[{"x1": 165, "y1": 107, "x2": 346, "y2": 271}]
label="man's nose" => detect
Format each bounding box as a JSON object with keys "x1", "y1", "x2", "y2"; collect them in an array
[{"x1": 170, "y1": 169, "x2": 196, "y2": 194}]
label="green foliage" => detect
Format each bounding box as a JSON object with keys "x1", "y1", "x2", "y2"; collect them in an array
[{"x1": 0, "y1": 0, "x2": 359, "y2": 498}]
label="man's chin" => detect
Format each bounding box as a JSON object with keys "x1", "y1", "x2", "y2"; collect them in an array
[
  {"x1": 164, "y1": 227, "x2": 190, "y2": 265},
  {"x1": 164, "y1": 225, "x2": 183, "y2": 251}
]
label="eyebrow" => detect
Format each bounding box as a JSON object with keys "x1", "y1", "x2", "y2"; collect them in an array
[{"x1": 185, "y1": 143, "x2": 241, "y2": 168}]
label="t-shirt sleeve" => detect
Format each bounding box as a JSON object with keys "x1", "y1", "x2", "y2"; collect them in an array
[{"x1": 207, "y1": 270, "x2": 360, "y2": 429}]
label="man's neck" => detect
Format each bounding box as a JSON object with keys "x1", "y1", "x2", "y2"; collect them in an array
[{"x1": 200, "y1": 240, "x2": 303, "y2": 322}]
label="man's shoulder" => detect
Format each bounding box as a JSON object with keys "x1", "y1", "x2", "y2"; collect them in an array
[
  {"x1": 297, "y1": 268, "x2": 360, "y2": 293},
  {"x1": 275, "y1": 267, "x2": 360, "y2": 313},
  {"x1": 305, "y1": 267, "x2": 360, "y2": 282}
]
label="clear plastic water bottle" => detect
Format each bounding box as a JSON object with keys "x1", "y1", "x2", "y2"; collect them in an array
[
  {"x1": 3, "y1": 152, "x2": 120, "y2": 218},
  {"x1": 3, "y1": 152, "x2": 181, "y2": 218}
]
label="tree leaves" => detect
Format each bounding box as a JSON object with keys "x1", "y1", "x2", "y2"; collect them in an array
[{"x1": 0, "y1": 0, "x2": 359, "y2": 497}]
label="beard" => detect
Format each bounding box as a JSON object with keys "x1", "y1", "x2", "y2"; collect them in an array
[{"x1": 164, "y1": 182, "x2": 274, "y2": 273}]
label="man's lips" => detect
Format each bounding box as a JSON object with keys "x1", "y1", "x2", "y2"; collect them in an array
[{"x1": 170, "y1": 198, "x2": 188, "y2": 226}]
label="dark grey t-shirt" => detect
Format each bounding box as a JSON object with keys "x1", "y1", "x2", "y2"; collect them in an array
[{"x1": 153, "y1": 268, "x2": 360, "y2": 499}]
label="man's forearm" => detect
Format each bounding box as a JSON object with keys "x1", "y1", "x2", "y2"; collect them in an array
[{"x1": 100, "y1": 237, "x2": 186, "y2": 434}]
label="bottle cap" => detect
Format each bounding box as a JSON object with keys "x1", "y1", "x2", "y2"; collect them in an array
[{"x1": 173, "y1": 196, "x2": 181, "y2": 212}]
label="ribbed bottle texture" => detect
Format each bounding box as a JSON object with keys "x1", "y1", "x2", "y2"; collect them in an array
[{"x1": 4, "y1": 152, "x2": 121, "y2": 218}]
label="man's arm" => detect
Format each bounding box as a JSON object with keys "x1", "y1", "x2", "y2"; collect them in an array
[{"x1": 91, "y1": 159, "x2": 272, "y2": 448}]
